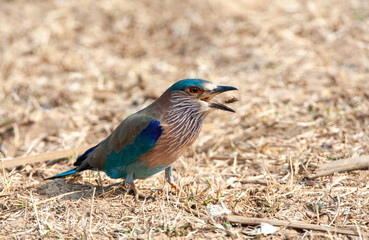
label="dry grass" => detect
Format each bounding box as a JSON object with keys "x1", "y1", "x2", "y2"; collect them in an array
[{"x1": 1, "y1": 0, "x2": 369, "y2": 239}]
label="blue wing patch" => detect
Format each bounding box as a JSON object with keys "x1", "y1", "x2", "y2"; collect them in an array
[
  {"x1": 103, "y1": 119, "x2": 162, "y2": 178},
  {"x1": 139, "y1": 120, "x2": 162, "y2": 143}
]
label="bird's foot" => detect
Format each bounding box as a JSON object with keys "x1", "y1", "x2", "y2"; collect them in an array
[
  {"x1": 168, "y1": 182, "x2": 181, "y2": 193},
  {"x1": 129, "y1": 182, "x2": 155, "y2": 201},
  {"x1": 135, "y1": 192, "x2": 156, "y2": 201}
]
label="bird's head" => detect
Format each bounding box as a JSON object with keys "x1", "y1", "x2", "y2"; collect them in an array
[{"x1": 168, "y1": 79, "x2": 238, "y2": 113}]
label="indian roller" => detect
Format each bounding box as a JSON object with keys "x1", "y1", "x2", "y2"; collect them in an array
[{"x1": 47, "y1": 79, "x2": 237, "y2": 198}]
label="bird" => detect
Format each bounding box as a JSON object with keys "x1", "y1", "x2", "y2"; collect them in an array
[{"x1": 46, "y1": 79, "x2": 237, "y2": 199}]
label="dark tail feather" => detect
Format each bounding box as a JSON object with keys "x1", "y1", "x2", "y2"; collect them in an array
[
  {"x1": 45, "y1": 168, "x2": 78, "y2": 180},
  {"x1": 46, "y1": 144, "x2": 98, "y2": 180},
  {"x1": 74, "y1": 143, "x2": 100, "y2": 167}
]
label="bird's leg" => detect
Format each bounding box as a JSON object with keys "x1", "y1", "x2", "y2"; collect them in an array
[
  {"x1": 165, "y1": 165, "x2": 180, "y2": 192},
  {"x1": 126, "y1": 172, "x2": 140, "y2": 200},
  {"x1": 97, "y1": 169, "x2": 105, "y2": 195},
  {"x1": 129, "y1": 181, "x2": 141, "y2": 200},
  {"x1": 126, "y1": 172, "x2": 155, "y2": 201}
]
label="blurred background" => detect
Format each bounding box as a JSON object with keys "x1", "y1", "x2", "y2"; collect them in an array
[
  {"x1": 1, "y1": 0, "x2": 367, "y2": 159},
  {"x1": 1, "y1": 0, "x2": 369, "y2": 238}
]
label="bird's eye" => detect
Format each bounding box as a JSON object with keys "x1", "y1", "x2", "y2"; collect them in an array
[{"x1": 189, "y1": 86, "x2": 199, "y2": 94}]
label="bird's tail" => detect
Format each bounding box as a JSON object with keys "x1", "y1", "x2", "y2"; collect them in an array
[
  {"x1": 46, "y1": 144, "x2": 97, "y2": 180},
  {"x1": 45, "y1": 168, "x2": 78, "y2": 180}
]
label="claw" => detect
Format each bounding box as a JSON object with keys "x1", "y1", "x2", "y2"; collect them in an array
[
  {"x1": 129, "y1": 181, "x2": 155, "y2": 201},
  {"x1": 165, "y1": 165, "x2": 180, "y2": 193},
  {"x1": 168, "y1": 181, "x2": 180, "y2": 192}
]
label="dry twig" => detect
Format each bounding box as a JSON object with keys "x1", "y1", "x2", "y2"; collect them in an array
[
  {"x1": 225, "y1": 215, "x2": 368, "y2": 237},
  {"x1": 0, "y1": 145, "x2": 95, "y2": 169},
  {"x1": 309, "y1": 155, "x2": 369, "y2": 179}
]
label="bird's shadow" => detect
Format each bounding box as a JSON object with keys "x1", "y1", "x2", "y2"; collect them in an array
[
  {"x1": 36, "y1": 179, "x2": 131, "y2": 201},
  {"x1": 36, "y1": 179, "x2": 163, "y2": 201}
]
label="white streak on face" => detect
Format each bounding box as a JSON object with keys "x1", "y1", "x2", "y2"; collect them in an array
[
  {"x1": 202, "y1": 82, "x2": 217, "y2": 91},
  {"x1": 198, "y1": 99, "x2": 211, "y2": 113}
]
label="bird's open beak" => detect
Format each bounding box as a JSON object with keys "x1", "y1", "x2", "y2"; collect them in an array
[{"x1": 200, "y1": 85, "x2": 238, "y2": 112}]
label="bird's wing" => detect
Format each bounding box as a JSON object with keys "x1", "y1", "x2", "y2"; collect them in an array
[{"x1": 81, "y1": 114, "x2": 163, "y2": 171}]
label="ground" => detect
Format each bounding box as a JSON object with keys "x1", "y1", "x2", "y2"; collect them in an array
[{"x1": 0, "y1": 0, "x2": 368, "y2": 239}]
